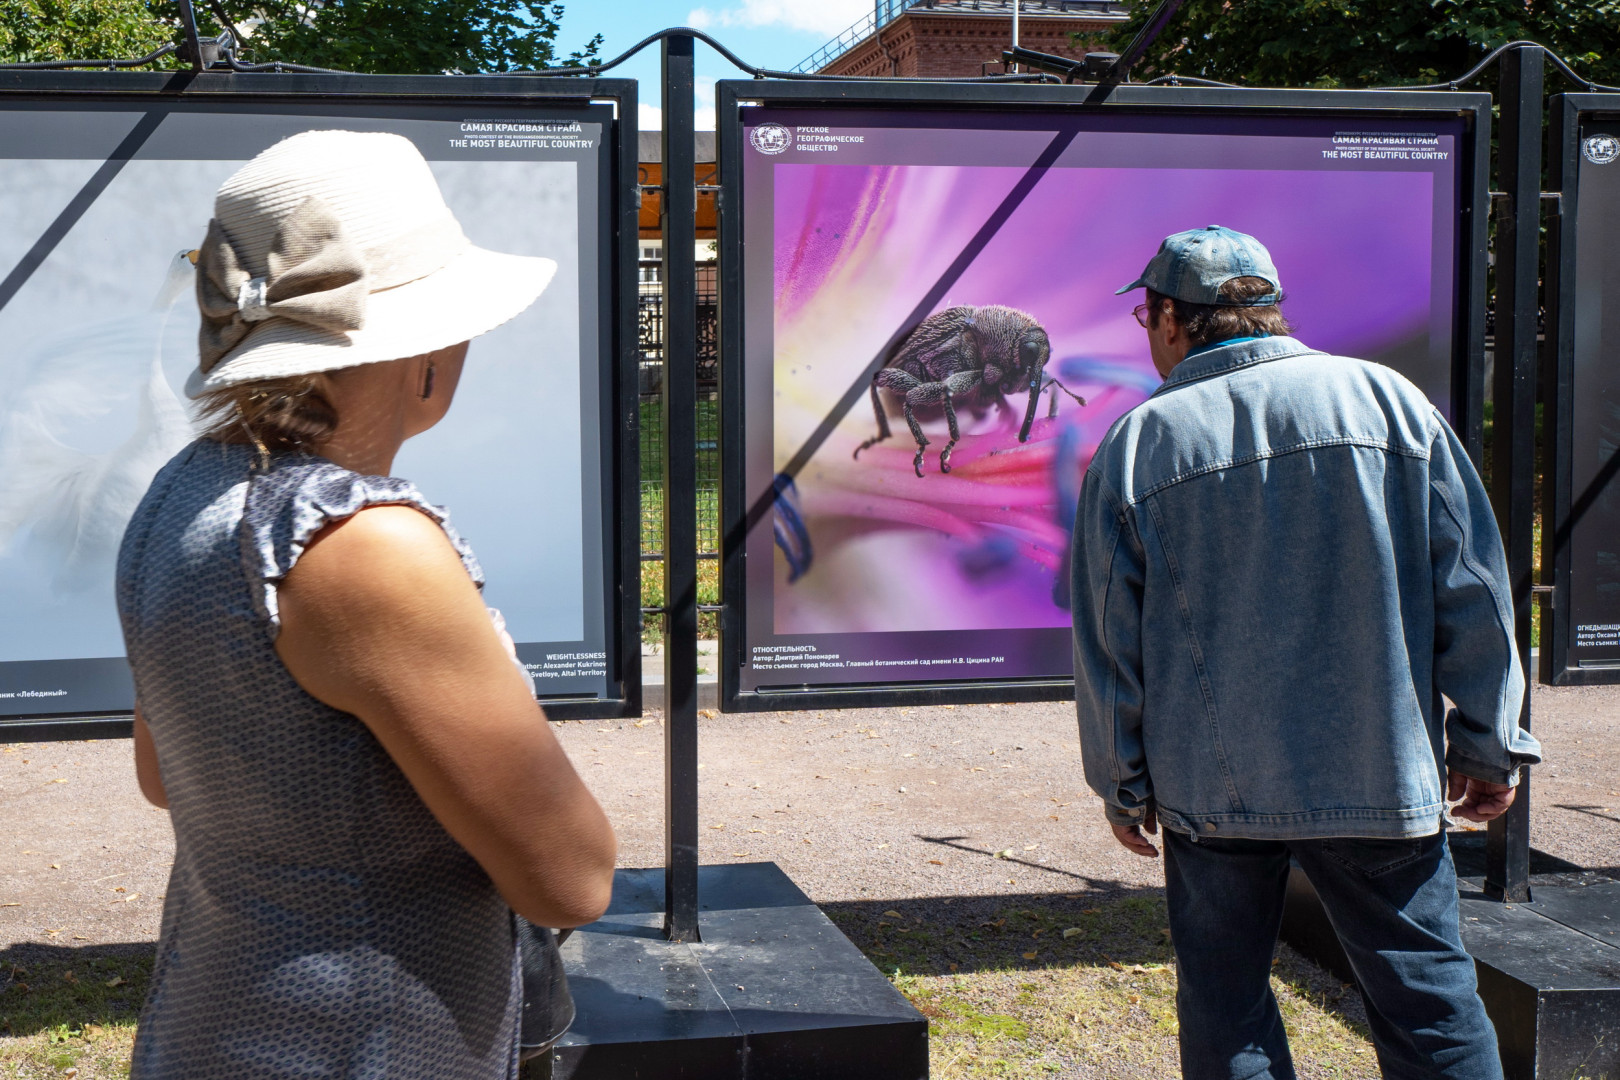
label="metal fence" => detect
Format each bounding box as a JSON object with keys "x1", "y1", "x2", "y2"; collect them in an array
[{"x1": 639, "y1": 258, "x2": 720, "y2": 564}]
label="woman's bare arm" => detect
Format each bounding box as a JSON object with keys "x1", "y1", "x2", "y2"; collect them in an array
[
  {"x1": 132, "y1": 706, "x2": 168, "y2": 809},
  {"x1": 273, "y1": 505, "x2": 616, "y2": 928}
]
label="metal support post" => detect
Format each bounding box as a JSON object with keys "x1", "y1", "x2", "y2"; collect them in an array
[
  {"x1": 1485, "y1": 43, "x2": 1542, "y2": 904},
  {"x1": 660, "y1": 30, "x2": 702, "y2": 942}
]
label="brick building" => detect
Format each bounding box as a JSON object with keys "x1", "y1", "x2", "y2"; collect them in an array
[{"x1": 804, "y1": 0, "x2": 1130, "y2": 79}]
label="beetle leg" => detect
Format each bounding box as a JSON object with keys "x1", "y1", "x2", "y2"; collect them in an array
[
  {"x1": 939, "y1": 390, "x2": 962, "y2": 473},
  {"x1": 937, "y1": 370, "x2": 978, "y2": 473},
  {"x1": 854, "y1": 373, "x2": 893, "y2": 458},
  {"x1": 901, "y1": 395, "x2": 929, "y2": 477}
]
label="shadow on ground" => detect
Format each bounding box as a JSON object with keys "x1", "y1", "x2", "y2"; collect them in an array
[{"x1": 1, "y1": 941, "x2": 154, "y2": 1040}]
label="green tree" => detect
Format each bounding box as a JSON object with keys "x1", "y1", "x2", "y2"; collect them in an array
[
  {"x1": 1101, "y1": 0, "x2": 1620, "y2": 89},
  {"x1": 0, "y1": 0, "x2": 602, "y2": 73},
  {"x1": 0, "y1": 0, "x2": 174, "y2": 64},
  {"x1": 195, "y1": 0, "x2": 602, "y2": 73}
]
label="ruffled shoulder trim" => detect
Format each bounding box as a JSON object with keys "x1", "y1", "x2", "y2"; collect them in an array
[{"x1": 240, "y1": 455, "x2": 484, "y2": 639}]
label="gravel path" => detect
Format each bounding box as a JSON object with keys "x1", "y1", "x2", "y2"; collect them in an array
[{"x1": 3, "y1": 681, "x2": 1614, "y2": 950}]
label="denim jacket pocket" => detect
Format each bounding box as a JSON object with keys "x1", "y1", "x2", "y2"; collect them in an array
[{"x1": 1319, "y1": 836, "x2": 1430, "y2": 878}]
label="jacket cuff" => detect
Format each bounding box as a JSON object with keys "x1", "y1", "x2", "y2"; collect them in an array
[
  {"x1": 1104, "y1": 802, "x2": 1152, "y2": 827},
  {"x1": 1444, "y1": 746, "x2": 1528, "y2": 787}
]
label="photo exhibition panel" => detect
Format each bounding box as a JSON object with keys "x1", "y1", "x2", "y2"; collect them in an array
[
  {"x1": 736, "y1": 106, "x2": 1467, "y2": 694},
  {"x1": 0, "y1": 100, "x2": 618, "y2": 720}
]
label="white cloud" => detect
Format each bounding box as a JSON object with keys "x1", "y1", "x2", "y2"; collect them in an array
[{"x1": 686, "y1": 0, "x2": 873, "y2": 39}]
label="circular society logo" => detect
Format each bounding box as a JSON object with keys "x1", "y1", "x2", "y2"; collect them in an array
[
  {"x1": 1584, "y1": 133, "x2": 1620, "y2": 165},
  {"x1": 750, "y1": 123, "x2": 792, "y2": 155}
]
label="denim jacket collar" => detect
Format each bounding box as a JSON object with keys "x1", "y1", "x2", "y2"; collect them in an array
[{"x1": 1155, "y1": 334, "x2": 1324, "y2": 397}]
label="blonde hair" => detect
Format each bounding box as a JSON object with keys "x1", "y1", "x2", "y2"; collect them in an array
[{"x1": 196, "y1": 375, "x2": 338, "y2": 460}]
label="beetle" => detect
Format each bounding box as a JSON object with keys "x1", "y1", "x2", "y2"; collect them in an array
[{"x1": 853, "y1": 304, "x2": 1081, "y2": 477}]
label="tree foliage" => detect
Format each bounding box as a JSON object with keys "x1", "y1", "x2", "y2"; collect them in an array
[
  {"x1": 0, "y1": 0, "x2": 174, "y2": 64},
  {"x1": 0, "y1": 0, "x2": 602, "y2": 73},
  {"x1": 1102, "y1": 0, "x2": 1620, "y2": 90}
]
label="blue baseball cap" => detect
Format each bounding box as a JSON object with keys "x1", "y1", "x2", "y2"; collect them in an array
[{"x1": 1116, "y1": 225, "x2": 1281, "y2": 306}]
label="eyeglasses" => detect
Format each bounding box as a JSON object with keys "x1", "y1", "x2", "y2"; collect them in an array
[{"x1": 1132, "y1": 303, "x2": 1152, "y2": 328}]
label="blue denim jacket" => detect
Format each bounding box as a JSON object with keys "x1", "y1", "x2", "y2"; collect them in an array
[{"x1": 1072, "y1": 335, "x2": 1541, "y2": 840}]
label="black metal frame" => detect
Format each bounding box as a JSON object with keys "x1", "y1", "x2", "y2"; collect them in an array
[
  {"x1": 1539, "y1": 90, "x2": 1620, "y2": 688},
  {"x1": 716, "y1": 78, "x2": 1493, "y2": 714},
  {"x1": 0, "y1": 69, "x2": 643, "y2": 739}
]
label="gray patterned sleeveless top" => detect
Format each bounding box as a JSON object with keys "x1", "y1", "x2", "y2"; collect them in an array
[{"x1": 116, "y1": 439, "x2": 520, "y2": 1080}]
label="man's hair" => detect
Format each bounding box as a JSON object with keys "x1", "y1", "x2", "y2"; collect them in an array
[
  {"x1": 1147, "y1": 276, "x2": 1293, "y2": 348},
  {"x1": 196, "y1": 375, "x2": 339, "y2": 458}
]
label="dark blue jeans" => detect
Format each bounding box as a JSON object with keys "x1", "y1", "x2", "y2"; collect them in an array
[{"x1": 1162, "y1": 828, "x2": 1501, "y2": 1080}]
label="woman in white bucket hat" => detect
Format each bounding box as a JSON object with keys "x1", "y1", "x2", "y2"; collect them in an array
[{"x1": 115, "y1": 130, "x2": 615, "y2": 1079}]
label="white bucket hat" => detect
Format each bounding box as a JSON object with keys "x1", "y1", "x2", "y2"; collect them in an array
[{"x1": 187, "y1": 129, "x2": 557, "y2": 397}]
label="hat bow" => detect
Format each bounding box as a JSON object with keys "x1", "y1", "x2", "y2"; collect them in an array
[{"x1": 196, "y1": 196, "x2": 370, "y2": 374}]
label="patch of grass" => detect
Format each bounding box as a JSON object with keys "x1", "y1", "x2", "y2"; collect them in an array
[
  {"x1": 830, "y1": 893, "x2": 1380, "y2": 1080},
  {"x1": 0, "y1": 948, "x2": 152, "y2": 1078},
  {"x1": 639, "y1": 553, "x2": 720, "y2": 644}
]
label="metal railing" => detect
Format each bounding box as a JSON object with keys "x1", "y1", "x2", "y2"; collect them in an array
[{"x1": 638, "y1": 259, "x2": 719, "y2": 564}]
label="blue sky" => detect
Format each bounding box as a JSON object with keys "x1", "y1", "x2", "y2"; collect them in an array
[{"x1": 551, "y1": 0, "x2": 875, "y2": 128}]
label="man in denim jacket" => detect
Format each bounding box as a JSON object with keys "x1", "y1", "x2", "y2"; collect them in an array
[{"x1": 1072, "y1": 226, "x2": 1541, "y2": 1080}]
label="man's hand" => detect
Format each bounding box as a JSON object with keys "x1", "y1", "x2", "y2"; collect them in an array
[
  {"x1": 1110, "y1": 803, "x2": 1159, "y2": 858},
  {"x1": 1448, "y1": 770, "x2": 1518, "y2": 823}
]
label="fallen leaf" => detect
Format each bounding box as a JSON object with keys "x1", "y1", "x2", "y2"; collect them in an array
[
  {"x1": 1108, "y1": 961, "x2": 1125, "y2": 971},
  {"x1": 1023, "y1": 843, "x2": 1039, "y2": 850},
  {"x1": 83, "y1": 1023, "x2": 104, "y2": 1036},
  {"x1": 927, "y1": 859, "x2": 943, "y2": 866},
  {"x1": 1022, "y1": 951, "x2": 1038, "y2": 959},
  {"x1": 1128, "y1": 994, "x2": 1140, "y2": 1004},
  {"x1": 1062, "y1": 927, "x2": 1083, "y2": 939},
  {"x1": 104, "y1": 977, "x2": 126, "y2": 988},
  {"x1": 113, "y1": 887, "x2": 126, "y2": 893},
  {"x1": 948, "y1": 963, "x2": 959, "y2": 973},
  {"x1": 0, "y1": 903, "x2": 19, "y2": 908},
  {"x1": 700, "y1": 709, "x2": 718, "y2": 719},
  {"x1": 876, "y1": 842, "x2": 889, "y2": 849},
  {"x1": 1083, "y1": 908, "x2": 1100, "y2": 915},
  {"x1": 62, "y1": 971, "x2": 77, "y2": 983},
  {"x1": 882, "y1": 910, "x2": 903, "y2": 919},
  {"x1": 708, "y1": 824, "x2": 726, "y2": 830},
  {"x1": 748, "y1": 828, "x2": 765, "y2": 834},
  {"x1": 49, "y1": 778, "x2": 68, "y2": 784},
  {"x1": 731, "y1": 852, "x2": 750, "y2": 857},
  {"x1": 49, "y1": 864, "x2": 60, "y2": 870}
]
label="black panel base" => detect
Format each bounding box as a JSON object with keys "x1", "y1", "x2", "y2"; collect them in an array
[
  {"x1": 535, "y1": 863, "x2": 928, "y2": 1080},
  {"x1": 1281, "y1": 837, "x2": 1620, "y2": 1080}
]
